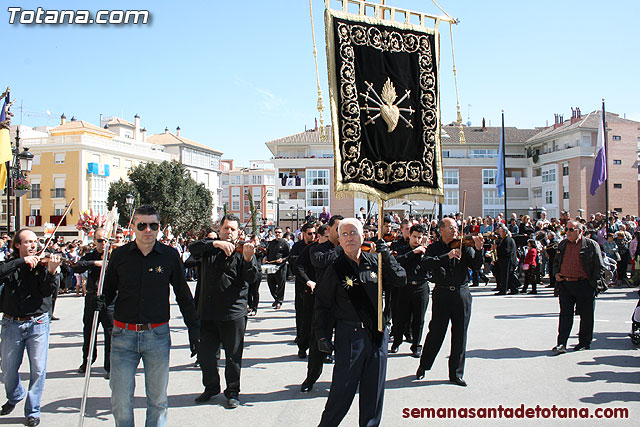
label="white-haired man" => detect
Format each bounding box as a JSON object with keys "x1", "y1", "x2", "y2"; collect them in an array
[{"x1": 314, "y1": 218, "x2": 406, "y2": 426}]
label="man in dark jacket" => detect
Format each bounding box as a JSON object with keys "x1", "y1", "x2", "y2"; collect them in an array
[
  {"x1": 314, "y1": 219, "x2": 406, "y2": 426},
  {"x1": 73, "y1": 228, "x2": 113, "y2": 377},
  {"x1": 494, "y1": 225, "x2": 519, "y2": 295},
  {"x1": 265, "y1": 227, "x2": 289, "y2": 309},
  {"x1": 290, "y1": 223, "x2": 316, "y2": 357},
  {"x1": 552, "y1": 221, "x2": 604, "y2": 354},
  {"x1": 189, "y1": 214, "x2": 258, "y2": 408}
]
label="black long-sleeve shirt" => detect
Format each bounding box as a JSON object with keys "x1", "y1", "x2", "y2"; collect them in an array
[
  {"x1": 294, "y1": 241, "x2": 318, "y2": 285},
  {"x1": 103, "y1": 241, "x2": 198, "y2": 329},
  {"x1": 310, "y1": 241, "x2": 342, "y2": 280},
  {"x1": 266, "y1": 238, "x2": 289, "y2": 265},
  {"x1": 189, "y1": 238, "x2": 258, "y2": 321},
  {"x1": 422, "y1": 240, "x2": 482, "y2": 289},
  {"x1": 73, "y1": 249, "x2": 104, "y2": 295},
  {"x1": 0, "y1": 257, "x2": 60, "y2": 317},
  {"x1": 395, "y1": 246, "x2": 431, "y2": 287},
  {"x1": 313, "y1": 251, "x2": 406, "y2": 341}
]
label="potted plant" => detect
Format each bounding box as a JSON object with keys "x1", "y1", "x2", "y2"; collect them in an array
[{"x1": 13, "y1": 178, "x2": 31, "y2": 197}]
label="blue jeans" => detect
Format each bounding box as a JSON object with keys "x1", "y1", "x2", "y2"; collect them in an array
[
  {"x1": 0, "y1": 313, "x2": 50, "y2": 418},
  {"x1": 110, "y1": 323, "x2": 171, "y2": 427}
]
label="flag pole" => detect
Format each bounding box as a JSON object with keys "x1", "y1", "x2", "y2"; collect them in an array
[
  {"x1": 502, "y1": 110, "x2": 507, "y2": 217},
  {"x1": 601, "y1": 99, "x2": 609, "y2": 218},
  {"x1": 377, "y1": 198, "x2": 383, "y2": 332}
]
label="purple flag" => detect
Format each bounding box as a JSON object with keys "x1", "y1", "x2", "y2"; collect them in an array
[{"x1": 589, "y1": 107, "x2": 606, "y2": 196}]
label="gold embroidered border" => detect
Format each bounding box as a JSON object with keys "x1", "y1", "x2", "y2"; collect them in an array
[{"x1": 326, "y1": 8, "x2": 444, "y2": 202}]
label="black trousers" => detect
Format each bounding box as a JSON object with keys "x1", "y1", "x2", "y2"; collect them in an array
[
  {"x1": 302, "y1": 292, "x2": 323, "y2": 384},
  {"x1": 267, "y1": 266, "x2": 287, "y2": 304},
  {"x1": 199, "y1": 317, "x2": 247, "y2": 399},
  {"x1": 294, "y1": 280, "x2": 306, "y2": 345},
  {"x1": 557, "y1": 280, "x2": 596, "y2": 347},
  {"x1": 393, "y1": 283, "x2": 429, "y2": 349},
  {"x1": 82, "y1": 294, "x2": 113, "y2": 371},
  {"x1": 318, "y1": 321, "x2": 389, "y2": 427},
  {"x1": 298, "y1": 289, "x2": 314, "y2": 352},
  {"x1": 248, "y1": 278, "x2": 261, "y2": 311},
  {"x1": 419, "y1": 286, "x2": 471, "y2": 380},
  {"x1": 497, "y1": 260, "x2": 520, "y2": 293}
]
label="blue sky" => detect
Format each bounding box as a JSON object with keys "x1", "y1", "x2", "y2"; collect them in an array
[{"x1": 5, "y1": 0, "x2": 639, "y2": 165}]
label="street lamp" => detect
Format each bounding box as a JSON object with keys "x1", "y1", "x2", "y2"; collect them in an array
[
  {"x1": 402, "y1": 200, "x2": 418, "y2": 216},
  {"x1": 6, "y1": 128, "x2": 34, "y2": 234}
]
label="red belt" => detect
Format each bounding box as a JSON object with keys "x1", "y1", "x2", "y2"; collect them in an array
[{"x1": 114, "y1": 320, "x2": 167, "y2": 331}]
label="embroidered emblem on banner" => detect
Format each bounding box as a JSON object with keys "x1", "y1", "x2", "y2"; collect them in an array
[{"x1": 361, "y1": 78, "x2": 413, "y2": 132}]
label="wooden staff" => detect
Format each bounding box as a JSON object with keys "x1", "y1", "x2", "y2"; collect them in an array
[
  {"x1": 378, "y1": 199, "x2": 384, "y2": 331},
  {"x1": 79, "y1": 204, "x2": 119, "y2": 427},
  {"x1": 36, "y1": 198, "x2": 75, "y2": 257}
]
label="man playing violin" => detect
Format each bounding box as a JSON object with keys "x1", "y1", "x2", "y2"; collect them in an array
[
  {"x1": 73, "y1": 228, "x2": 114, "y2": 378},
  {"x1": 391, "y1": 224, "x2": 431, "y2": 357},
  {"x1": 189, "y1": 214, "x2": 258, "y2": 409},
  {"x1": 416, "y1": 218, "x2": 484, "y2": 387},
  {"x1": 0, "y1": 229, "x2": 62, "y2": 426}
]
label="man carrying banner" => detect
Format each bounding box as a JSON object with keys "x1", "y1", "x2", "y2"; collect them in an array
[{"x1": 314, "y1": 218, "x2": 405, "y2": 426}]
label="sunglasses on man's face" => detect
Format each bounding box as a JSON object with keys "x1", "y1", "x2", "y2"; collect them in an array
[
  {"x1": 566, "y1": 228, "x2": 576, "y2": 232},
  {"x1": 136, "y1": 222, "x2": 160, "y2": 231},
  {"x1": 95, "y1": 239, "x2": 106, "y2": 243}
]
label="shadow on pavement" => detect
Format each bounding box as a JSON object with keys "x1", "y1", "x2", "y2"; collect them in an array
[
  {"x1": 466, "y1": 347, "x2": 550, "y2": 359},
  {"x1": 578, "y1": 354, "x2": 640, "y2": 369},
  {"x1": 494, "y1": 312, "x2": 558, "y2": 320},
  {"x1": 580, "y1": 391, "x2": 640, "y2": 404},
  {"x1": 568, "y1": 370, "x2": 640, "y2": 385}
]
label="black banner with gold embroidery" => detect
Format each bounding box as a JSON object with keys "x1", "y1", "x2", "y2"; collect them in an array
[{"x1": 326, "y1": 9, "x2": 443, "y2": 201}]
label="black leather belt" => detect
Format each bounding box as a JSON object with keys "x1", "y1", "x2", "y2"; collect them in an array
[
  {"x1": 340, "y1": 319, "x2": 365, "y2": 329},
  {"x1": 435, "y1": 285, "x2": 462, "y2": 292}
]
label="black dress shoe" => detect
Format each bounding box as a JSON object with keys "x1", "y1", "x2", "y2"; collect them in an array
[
  {"x1": 416, "y1": 366, "x2": 426, "y2": 380},
  {"x1": 194, "y1": 388, "x2": 220, "y2": 403},
  {"x1": 50, "y1": 316, "x2": 60, "y2": 321},
  {"x1": 324, "y1": 355, "x2": 334, "y2": 364},
  {"x1": 227, "y1": 397, "x2": 240, "y2": 409},
  {"x1": 0, "y1": 402, "x2": 15, "y2": 415},
  {"x1": 494, "y1": 291, "x2": 506, "y2": 295},
  {"x1": 300, "y1": 381, "x2": 314, "y2": 392},
  {"x1": 573, "y1": 343, "x2": 591, "y2": 351},
  {"x1": 297, "y1": 349, "x2": 307, "y2": 359},
  {"x1": 411, "y1": 346, "x2": 422, "y2": 358},
  {"x1": 27, "y1": 416, "x2": 40, "y2": 426},
  {"x1": 104, "y1": 371, "x2": 110, "y2": 380},
  {"x1": 389, "y1": 345, "x2": 399, "y2": 354},
  {"x1": 449, "y1": 377, "x2": 467, "y2": 387},
  {"x1": 77, "y1": 364, "x2": 87, "y2": 374}
]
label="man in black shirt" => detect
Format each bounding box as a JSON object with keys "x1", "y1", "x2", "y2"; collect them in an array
[
  {"x1": 290, "y1": 222, "x2": 316, "y2": 357},
  {"x1": 416, "y1": 218, "x2": 484, "y2": 386},
  {"x1": 0, "y1": 229, "x2": 62, "y2": 427},
  {"x1": 265, "y1": 227, "x2": 289, "y2": 309},
  {"x1": 314, "y1": 218, "x2": 406, "y2": 426},
  {"x1": 102, "y1": 206, "x2": 199, "y2": 426},
  {"x1": 73, "y1": 228, "x2": 113, "y2": 377},
  {"x1": 393, "y1": 224, "x2": 430, "y2": 357},
  {"x1": 189, "y1": 214, "x2": 258, "y2": 409}
]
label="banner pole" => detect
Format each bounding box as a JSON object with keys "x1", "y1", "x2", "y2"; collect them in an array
[{"x1": 378, "y1": 199, "x2": 383, "y2": 332}]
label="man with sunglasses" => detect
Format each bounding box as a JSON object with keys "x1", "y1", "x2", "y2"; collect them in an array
[
  {"x1": 73, "y1": 228, "x2": 114, "y2": 378},
  {"x1": 289, "y1": 223, "x2": 316, "y2": 358},
  {"x1": 552, "y1": 221, "x2": 605, "y2": 354},
  {"x1": 265, "y1": 227, "x2": 289, "y2": 309},
  {"x1": 189, "y1": 214, "x2": 258, "y2": 408},
  {"x1": 102, "y1": 205, "x2": 199, "y2": 426}
]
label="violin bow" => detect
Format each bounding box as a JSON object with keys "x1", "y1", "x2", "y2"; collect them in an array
[
  {"x1": 37, "y1": 198, "x2": 75, "y2": 257},
  {"x1": 459, "y1": 191, "x2": 467, "y2": 256}
]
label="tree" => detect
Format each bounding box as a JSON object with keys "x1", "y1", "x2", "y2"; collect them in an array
[
  {"x1": 106, "y1": 179, "x2": 139, "y2": 227},
  {"x1": 247, "y1": 191, "x2": 257, "y2": 233},
  {"x1": 108, "y1": 160, "x2": 213, "y2": 235}
]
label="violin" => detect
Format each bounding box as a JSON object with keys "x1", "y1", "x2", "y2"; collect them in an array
[
  {"x1": 448, "y1": 235, "x2": 478, "y2": 249},
  {"x1": 38, "y1": 251, "x2": 74, "y2": 267},
  {"x1": 234, "y1": 240, "x2": 266, "y2": 255},
  {"x1": 361, "y1": 240, "x2": 375, "y2": 252},
  {"x1": 383, "y1": 230, "x2": 399, "y2": 242}
]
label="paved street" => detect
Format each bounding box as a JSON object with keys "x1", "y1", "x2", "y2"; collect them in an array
[{"x1": 1, "y1": 279, "x2": 639, "y2": 426}]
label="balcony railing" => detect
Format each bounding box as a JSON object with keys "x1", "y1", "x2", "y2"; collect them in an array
[
  {"x1": 49, "y1": 215, "x2": 67, "y2": 226},
  {"x1": 25, "y1": 215, "x2": 42, "y2": 226},
  {"x1": 50, "y1": 188, "x2": 66, "y2": 198}
]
